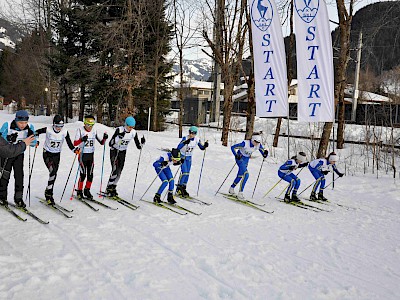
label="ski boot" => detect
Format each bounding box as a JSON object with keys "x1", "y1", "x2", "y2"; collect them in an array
[
  {"x1": 106, "y1": 185, "x2": 117, "y2": 197},
  {"x1": 84, "y1": 188, "x2": 94, "y2": 200},
  {"x1": 228, "y1": 186, "x2": 235, "y2": 195},
  {"x1": 167, "y1": 192, "x2": 176, "y2": 204},
  {"x1": 76, "y1": 189, "x2": 84, "y2": 200},
  {"x1": 153, "y1": 193, "x2": 161, "y2": 204},
  {"x1": 291, "y1": 193, "x2": 300, "y2": 202},
  {"x1": 176, "y1": 185, "x2": 184, "y2": 197},
  {"x1": 14, "y1": 198, "x2": 26, "y2": 208},
  {"x1": 181, "y1": 185, "x2": 190, "y2": 198},
  {"x1": 0, "y1": 198, "x2": 7, "y2": 206},
  {"x1": 310, "y1": 191, "x2": 318, "y2": 201},
  {"x1": 284, "y1": 193, "x2": 291, "y2": 203},
  {"x1": 318, "y1": 191, "x2": 328, "y2": 201},
  {"x1": 237, "y1": 191, "x2": 245, "y2": 200},
  {"x1": 45, "y1": 190, "x2": 55, "y2": 205}
]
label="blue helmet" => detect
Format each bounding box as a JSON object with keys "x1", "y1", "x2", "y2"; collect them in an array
[
  {"x1": 189, "y1": 126, "x2": 198, "y2": 134},
  {"x1": 125, "y1": 116, "x2": 136, "y2": 127},
  {"x1": 15, "y1": 110, "x2": 29, "y2": 122}
]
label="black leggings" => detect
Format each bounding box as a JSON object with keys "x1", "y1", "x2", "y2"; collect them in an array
[{"x1": 43, "y1": 151, "x2": 60, "y2": 194}]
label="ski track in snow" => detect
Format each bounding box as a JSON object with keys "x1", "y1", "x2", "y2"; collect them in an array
[{"x1": 0, "y1": 111, "x2": 399, "y2": 299}]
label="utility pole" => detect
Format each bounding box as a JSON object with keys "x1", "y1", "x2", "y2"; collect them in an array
[
  {"x1": 351, "y1": 31, "x2": 362, "y2": 122},
  {"x1": 46, "y1": 0, "x2": 52, "y2": 115},
  {"x1": 210, "y1": 0, "x2": 222, "y2": 123}
]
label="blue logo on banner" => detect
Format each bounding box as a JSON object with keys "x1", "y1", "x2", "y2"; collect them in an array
[
  {"x1": 295, "y1": 0, "x2": 319, "y2": 23},
  {"x1": 251, "y1": 0, "x2": 273, "y2": 32}
]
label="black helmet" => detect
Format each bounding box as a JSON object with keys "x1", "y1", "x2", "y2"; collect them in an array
[
  {"x1": 53, "y1": 115, "x2": 64, "y2": 125},
  {"x1": 171, "y1": 148, "x2": 181, "y2": 161}
]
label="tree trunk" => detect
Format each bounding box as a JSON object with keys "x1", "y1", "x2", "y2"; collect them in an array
[
  {"x1": 179, "y1": 48, "x2": 184, "y2": 138},
  {"x1": 97, "y1": 102, "x2": 103, "y2": 124},
  {"x1": 317, "y1": 122, "x2": 333, "y2": 158},
  {"x1": 152, "y1": 57, "x2": 159, "y2": 131},
  {"x1": 221, "y1": 80, "x2": 234, "y2": 146},
  {"x1": 79, "y1": 84, "x2": 85, "y2": 121},
  {"x1": 245, "y1": 73, "x2": 255, "y2": 140}
]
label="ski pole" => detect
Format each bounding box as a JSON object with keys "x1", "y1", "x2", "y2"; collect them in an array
[
  {"x1": 252, "y1": 158, "x2": 265, "y2": 198},
  {"x1": 263, "y1": 178, "x2": 283, "y2": 198},
  {"x1": 99, "y1": 142, "x2": 106, "y2": 195},
  {"x1": 131, "y1": 147, "x2": 143, "y2": 199},
  {"x1": 25, "y1": 143, "x2": 38, "y2": 207},
  {"x1": 325, "y1": 176, "x2": 342, "y2": 189},
  {"x1": 60, "y1": 153, "x2": 78, "y2": 202},
  {"x1": 298, "y1": 180, "x2": 317, "y2": 196},
  {"x1": 214, "y1": 162, "x2": 236, "y2": 196},
  {"x1": 139, "y1": 166, "x2": 166, "y2": 201},
  {"x1": 70, "y1": 142, "x2": 85, "y2": 200},
  {"x1": 196, "y1": 148, "x2": 207, "y2": 196}
]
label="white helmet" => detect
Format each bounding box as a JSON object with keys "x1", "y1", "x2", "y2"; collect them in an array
[
  {"x1": 251, "y1": 135, "x2": 262, "y2": 143},
  {"x1": 328, "y1": 152, "x2": 338, "y2": 163},
  {"x1": 297, "y1": 152, "x2": 307, "y2": 163}
]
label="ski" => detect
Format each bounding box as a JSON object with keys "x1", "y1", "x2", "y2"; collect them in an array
[
  {"x1": 73, "y1": 196, "x2": 99, "y2": 211},
  {"x1": 36, "y1": 197, "x2": 74, "y2": 213},
  {"x1": 98, "y1": 193, "x2": 139, "y2": 210},
  {"x1": 0, "y1": 204, "x2": 27, "y2": 221},
  {"x1": 8, "y1": 203, "x2": 49, "y2": 224},
  {"x1": 84, "y1": 198, "x2": 118, "y2": 210},
  {"x1": 276, "y1": 197, "x2": 331, "y2": 212},
  {"x1": 277, "y1": 199, "x2": 320, "y2": 211},
  {"x1": 140, "y1": 199, "x2": 187, "y2": 215},
  {"x1": 38, "y1": 199, "x2": 73, "y2": 218},
  {"x1": 219, "y1": 193, "x2": 274, "y2": 214},
  {"x1": 174, "y1": 194, "x2": 212, "y2": 206},
  {"x1": 164, "y1": 202, "x2": 202, "y2": 216}
]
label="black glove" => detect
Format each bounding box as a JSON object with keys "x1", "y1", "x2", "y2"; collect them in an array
[
  {"x1": 262, "y1": 150, "x2": 268, "y2": 158},
  {"x1": 235, "y1": 153, "x2": 242, "y2": 160},
  {"x1": 27, "y1": 128, "x2": 34, "y2": 136},
  {"x1": 180, "y1": 157, "x2": 185, "y2": 164},
  {"x1": 338, "y1": 172, "x2": 344, "y2": 177},
  {"x1": 161, "y1": 161, "x2": 169, "y2": 167},
  {"x1": 34, "y1": 131, "x2": 39, "y2": 136},
  {"x1": 288, "y1": 165, "x2": 296, "y2": 170},
  {"x1": 141, "y1": 136, "x2": 146, "y2": 144},
  {"x1": 117, "y1": 131, "x2": 125, "y2": 138},
  {"x1": 7, "y1": 132, "x2": 18, "y2": 143},
  {"x1": 322, "y1": 170, "x2": 329, "y2": 175},
  {"x1": 81, "y1": 135, "x2": 88, "y2": 142},
  {"x1": 73, "y1": 147, "x2": 80, "y2": 154},
  {"x1": 103, "y1": 133, "x2": 108, "y2": 140},
  {"x1": 183, "y1": 139, "x2": 191, "y2": 145},
  {"x1": 204, "y1": 141, "x2": 209, "y2": 148},
  {"x1": 36, "y1": 141, "x2": 40, "y2": 147}
]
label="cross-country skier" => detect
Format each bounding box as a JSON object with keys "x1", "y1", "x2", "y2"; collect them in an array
[
  {"x1": 229, "y1": 135, "x2": 268, "y2": 200},
  {"x1": 0, "y1": 110, "x2": 37, "y2": 208},
  {"x1": 35, "y1": 115, "x2": 79, "y2": 204},
  {"x1": 152, "y1": 148, "x2": 184, "y2": 204},
  {"x1": 175, "y1": 126, "x2": 208, "y2": 197},
  {"x1": 105, "y1": 116, "x2": 145, "y2": 197},
  {"x1": 308, "y1": 152, "x2": 344, "y2": 201},
  {"x1": 73, "y1": 115, "x2": 108, "y2": 200},
  {"x1": 278, "y1": 152, "x2": 309, "y2": 202}
]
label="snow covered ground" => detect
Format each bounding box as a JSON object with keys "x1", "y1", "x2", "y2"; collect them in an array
[{"x1": 0, "y1": 110, "x2": 399, "y2": 300}]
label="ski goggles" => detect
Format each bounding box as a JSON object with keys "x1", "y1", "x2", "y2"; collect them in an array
[
  {"x1": 189, "y1": 130, "x2": 197, "y2": 135},
  {"x1": 54, "y1": 123, "x2": 64, "y2": 129},
  {"x1": 84, "y1": 118, "x2": 95, "y2": 126}
]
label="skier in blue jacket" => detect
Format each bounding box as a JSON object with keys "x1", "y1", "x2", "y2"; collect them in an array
[
  {"x1": 152, "y1": 148, "x2": 184, "y2": 204},
  {"x1": 229, "y1": 135, "x2": 268, "y2": 200},
  {"x1": 175, "y1": 126, "x2": 208, "y2": 197},
  {"x1": 308, "y1": 152, "x2": 344, "y2": 201},
  {"x1": 278, "y1": 152, "x2": 309, "y2": 202},
  {"x1": 0, "y1": 110, "x2": 37, "y2": 208}
]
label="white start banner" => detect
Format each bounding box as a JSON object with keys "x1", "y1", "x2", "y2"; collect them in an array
[
  {"x1": 294, "y1": 0, "x2": 334, "y2": 122},
  {"x1": 250, "y1": 0, "x2": 288, "y2": 118}
]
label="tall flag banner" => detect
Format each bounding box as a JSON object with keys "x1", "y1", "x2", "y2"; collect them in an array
[
  {"x1": 294, "y1": 0, "x2": 334, "y2": 122},
  {"x1": 250, "y1": 0, "x2": 288, "y2": 117}
]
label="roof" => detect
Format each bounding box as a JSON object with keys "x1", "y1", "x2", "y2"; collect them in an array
[{"x1": 173, "y1": 80, "x2": 224, "y2": 90}]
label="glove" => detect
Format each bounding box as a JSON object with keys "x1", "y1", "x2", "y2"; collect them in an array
[
  {"x1": 34, "y1": 131, "x2": 39, "y2": 136},
  {"x1": 73, "y1": 147, "x2": 80, "y2": 154},
  {"x1": 288, "y1": 165, "x2": 296, "y2": 170},
  {"x1": 7, "y1": 132, "x2": 18, "y2": 143},
  {"x1": 117, "y1": 131, "x2": 125, "y2": 138},
  {"x1": 183, "y1": 139, "x2": 191, "y2": 145},
  {"x1": 235, "y1": 153, "x2": 242, "y2": 160},
  {"x1": 161, "y1": 161, "x2": 169, "y2": 167},
  {"x1": 204, "y1": 141, "x2": 209, "y2": 148},
  {"x1": 304, "y1": 162, "x2": 309, "y2": 166},
  {"x1": 103, "y1": 133, "x2": 108, "y2": 140},
  {"x1": 141, "y1": 136, "x2": 146, "y2": 144},
  {"x1": 180, "y1": 157, "x2": 185, "y2": 164},
  {"x1": 262, "y1": 150, "x2": 268, "y2": 158},
  {"x1": 81, "y1": 135, "x2": 88, "y2": 142},
  {"x1": 322, "y1": 170, "x2": 329, "y2": 175},
  {"x1": 338, "y1": 172, "x2": 344, "y2": 177},
  {"x1": 36, "y1": 141, "x2": 40, "y2": 147}
]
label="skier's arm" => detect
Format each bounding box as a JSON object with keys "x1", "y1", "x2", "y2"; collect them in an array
[
  {"x1": 73, "y1": 129, "x2": 85, "y2": 146},
  {"x1": 197, "y1": 140, "x2": 207, "y2": 150},
  {"x1": 298, "y1": 162, "x2": 309, "y2": 168},
  {"x1": 65, "y1": 132, "x2": 75, "y2": 150},
  {"x1": 0, "y1": 135, "x2": 26, "y2": 158},
  {"x1": 35, "y1": 127, "x2": 47, "y2": 135},
  {"x1": 0, "y1": 122, "x2": 8, "y2": 140},
  {"x1": 177, "y1": 137, "x2": 188, "y2": 150},
  {"x1": 280, "y1": 160, "x2": 295, "y2": 171},
  {"x1": 231, "y1": 141, "x2": 245, "y2": 156},
  {"x1": 109, "y1": 128, "x2": 122, "y2": 148},
  {"x1": 133, "y1": 133, "x2": 142, "y2": 149},
  {"x1": 96, "y1": 132, "x2": 108, "y2": 145},
  {"x1": 258, "y1": 144, "x2": 268, "y2": 157},
  {"x1": 332, "y1": 164, "x2": 344, "y2": 176}
]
